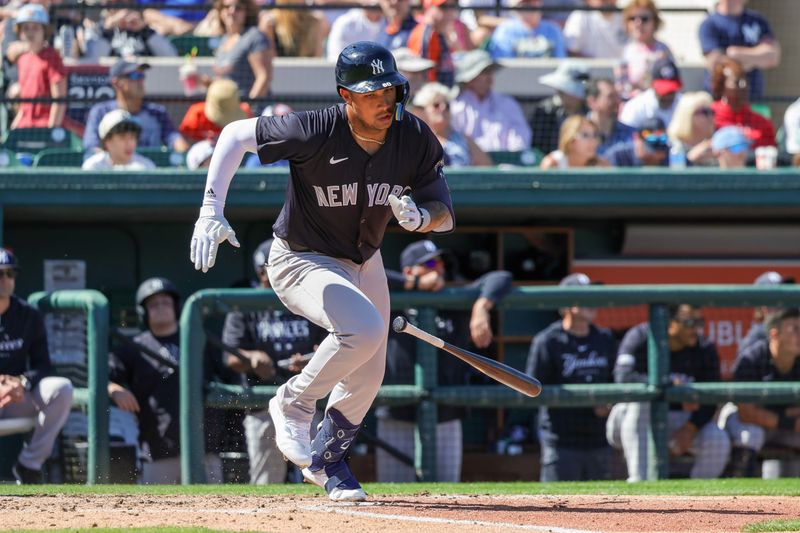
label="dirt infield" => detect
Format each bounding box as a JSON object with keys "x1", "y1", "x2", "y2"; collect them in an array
[{"x1": 1, "y1": 493, "x2": 798, "y2": 532}]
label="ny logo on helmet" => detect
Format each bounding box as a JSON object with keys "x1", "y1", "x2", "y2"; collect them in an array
[{"x1": 371, "y1": 59, "x2": 384, "y2": 75}]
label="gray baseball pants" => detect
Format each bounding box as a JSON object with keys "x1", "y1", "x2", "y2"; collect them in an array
[
  {"x1": 0, "y1": 376, "x2": 73, "y2": 470},
  {"x1": 606, "y1": 402, "x2": 731, "y2": 481},
  {"x1": 267, "y1": 237, "x2": 389, "y2": 426}
]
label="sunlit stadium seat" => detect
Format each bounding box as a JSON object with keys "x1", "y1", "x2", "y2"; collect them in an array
[
  {"x1": 137, "y1": 148, "x2": 186, "y2": 167},
  {"x1": 33, "y1": 148, "x2": 85, "y2": 167},
  {"x1": 1, "y1": 127, "x2": 82, "y2": 154},
  {"x1": 169, "y1": 34, "x2": 215, "y2": 56},
  {"x1": 488, "y1": 148, "x2": 544, "y2": 167}
]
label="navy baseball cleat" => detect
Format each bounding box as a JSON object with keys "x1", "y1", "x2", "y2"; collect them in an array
[
  {"x1": 303, "y1": 408, "x2": 367, "y2": 502},
  {"x1": 12, "y1": 461, "x2": 43, "y2": 485},
  {"x1": 269, "y1": 396, "x2": 312, "y2": 468}
]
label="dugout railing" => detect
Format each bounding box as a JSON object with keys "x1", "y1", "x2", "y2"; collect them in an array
[
  {"x1": 179, "y1": 285, "x2": 800, "y2": 484},
  {"x1": 27, "y1": 290, "x2": 110, "y2": 484}
]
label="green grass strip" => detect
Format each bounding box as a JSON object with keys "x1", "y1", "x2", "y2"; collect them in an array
[
  {"x1": 743, "y1": 518, "x2": 800, "y2": 532},
  {"x1": 1, "y1": 479, "x2": 799, "y2": 497}
]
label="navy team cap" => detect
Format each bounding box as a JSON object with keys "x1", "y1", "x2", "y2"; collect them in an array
[
  {"x1": 252, "y1": 239, "x2": 274, "y2": 275},
  {"x1": 401, "y1": 240, "x2": 443, "y2": 269},
  {"x1": 0, "y1": 248, "x2": 19, "y2": 270}
]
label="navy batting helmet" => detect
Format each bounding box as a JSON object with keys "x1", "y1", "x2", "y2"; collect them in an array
[
  {"x1": 135, "y1": 277, "x2": 180, "y2": 328},
  {"x1": 336, "y1": 41, "x2": 411, "y2": 120}
]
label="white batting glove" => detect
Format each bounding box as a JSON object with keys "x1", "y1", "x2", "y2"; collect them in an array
[
  {"x1": 189, "y1": 206, "x2": 240, "y2": 272},
  {"x1": 388, "y1": 194, "x2": 430, "y2": 232}
]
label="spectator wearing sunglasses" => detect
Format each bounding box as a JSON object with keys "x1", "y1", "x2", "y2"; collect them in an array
[
  {"x1": 604, "y1": 116, "x2": 669, "y2": 167},
  {"x1": 666, "y1": 92, "x2": 717, "y2": 167},
  {"x1": 620, "y1": 57, "x2": 682, "y2": 131},
  {"x1": 0, "y1": 248, "x2": 74, "y2": 484},
  {"x1": 540, "y1": 115, "x2": 609, "y2": 169},
  {"x1": 376, "y1": 240, "x2": 513, "y2": 482},
  {"x1": 699, "y1": 0, "x2": 780, "y2": 102},
  {"x1": 711, "y1": 126, "x2": 751, "y2": 169},
  {"x1": 621, "y1": 0, "x2": 673, "y2": 92},
  {"x1": 83, "y1": 60, "x2": 190, "y2": 154},
  {"x1": 606, "y1": 304, "x2": 730, "y2": 482},
  {"x1": 710, "y1": 57, "x2": 775, "y2": 149}
]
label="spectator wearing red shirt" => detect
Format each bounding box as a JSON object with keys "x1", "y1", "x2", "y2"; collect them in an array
[
  {"x1": 7, "y1": 4, "x2": 67, "y2": 129},
  {"x1": 710, "y1": 57, "x2": 775, "y2": 148},
  {"x1": 406, "y1": 0, "x2": 456, "y2": 87},
  {"x1": 178, "y1": 79, "x2": 252, "y2": 142}
]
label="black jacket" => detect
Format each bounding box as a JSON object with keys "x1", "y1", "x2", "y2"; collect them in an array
[{"x1": 0, "y1": 295, "x2": 52, "y2": 389}]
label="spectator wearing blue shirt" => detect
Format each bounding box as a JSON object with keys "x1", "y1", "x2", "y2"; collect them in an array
[
  {"x1": 604, "y1": 116, "x2": 669, "y2": 167},
  {"x1": 83, "y1": 60, "x2": 189, "y2": 154},
  {"x1": 698, "y1": 0, "x2": 780, "y2": 101},
  {"x1": 376, "y1": 0, "x2": 417, "y2": 50},
  {"x1": 585, "y1": 78, "x2": 635, "y2": 155},
  {"x1": 488, "y1": 0, "x2": 566, "y2": 59}
]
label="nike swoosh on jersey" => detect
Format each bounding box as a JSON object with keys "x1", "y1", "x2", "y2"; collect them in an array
[
  {"x1": 265, "y1": 140, "x2": 287, "y2": 145},
  {"x1": 329, "y1": 156, "x2": 349, "y2": 165}
]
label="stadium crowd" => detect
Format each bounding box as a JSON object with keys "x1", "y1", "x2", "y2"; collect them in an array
[{"x1": 1, "y1": 0, "x2": 800, "y2": 486}]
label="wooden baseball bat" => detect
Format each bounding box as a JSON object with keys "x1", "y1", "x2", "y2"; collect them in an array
[{"x1": 392, "y1": 316, "x2": 542, "y2": 397}]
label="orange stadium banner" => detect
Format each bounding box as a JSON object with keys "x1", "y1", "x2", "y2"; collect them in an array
[{"x1": 573, "y1": 261, "x2": 800, "y2": 379}]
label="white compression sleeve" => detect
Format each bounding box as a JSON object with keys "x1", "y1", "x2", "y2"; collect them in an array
[{"x1": 201, "y1": 118, "x2": 259, "y2": 211}]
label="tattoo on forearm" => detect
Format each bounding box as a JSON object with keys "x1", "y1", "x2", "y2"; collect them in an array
[{"x1": 419, "y1": 201, "x2": 451, "y2": 232}]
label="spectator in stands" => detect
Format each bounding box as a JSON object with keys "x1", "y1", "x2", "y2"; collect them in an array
[
  {"x1": 450, "y1": 50, "x2": 532, "y2": 152},
  {"x1": 179, "y1": 79, "x2": 252, "y2": 143},
  {"x1": 666, "y1": 92, "x2": 717, "y2": 167},
  {"x1": 82, "y1": 2, "x2": 178, "y2": 60},
  {"x1": 621, "y1": 0, "x2": 673, "y2": 92},
  {"x1": 487, "y1": 0, "x2": 566, "y2": 59},
  {"x1": 0, "y1": 247, "x2": 73, "y2": 484},
  {"x1": 540, "y1": 115, "x2": 609, "y2": 169},
  {"x1": 222, "y1": 239, "x2": 324, "y2": 484},
  {"x1": 6, "y1": 4, "x2": 66, "y2": 130},
  {"x1": 711, "y1": 125, "x2": 750, "y2": 170},
  {"x1": 530, "y1": 61, "x2": 588, "y2": 155},
  {"x1": 393, "y1": 47, "x2": 436, "y2": 103},
  {"x1": 140, "y1": 0, "x2": 206, "y2": 36},
  {"x1": 784, "y1": 98, "x2": 800, "y2": 161},
  {"x1": 325, "y1": 7, "x2": 386, "y2": 62},
  {"x1": 606, "y1": 304, "x2": 731, "y2": 482},
  {"x1": 407, "y1": 0, "x2": 457, "y2": 87},
  {"x1": 109, "y1": 277, "x2": 226, "y2": 484},
  {"x1": 563, "y1": 0, "x2": 626, "y2": 58},
  {"x1": 213, "y1": 0, "x2": 274, "y2": 99},
  {"x1": 527, "y1": 273, "x2": 615, "y2": 481},
  {"x1": 741, "y1": 271, "x2": 795, "y2": 352},
  {"x1": 719, "y1": 308, "x2": 800, "y2": 478},
  {"x1": 377, "y1": 0, "x2": 416, "y2": 50},
  {"x1": 413, "y1": 82, "x2": 492, "y2": 167},
  {"x1": 710, "y1": 57, "x2": 776, "y2": 149},
  {"x1": 84, "y1": 60, "x2": 190, "y2": 154},
  {"x1": 262, "y1": 0, "x2": 324, "y2": 58},
  {"x1": 585, "y1": 78, "x2": 635, "y2": 155},
  {"x1": 604, "y1": 116, "x2": 669, "y2": 168},
  {"x1": 82, "y1": 110, "x2": 157, "y2": 171},
  {"x1": 620, "y1": 57, "x2": 682, "y2": 130},
  {"x1": 186, "y1": 139, "x2": 215, "y2": 171},
  {"x1": 699, "y1": 0, "x2": 780, "y2": 102},
  {"x1": 376, "y1": 240, "x2": 513, "y2": 482}
]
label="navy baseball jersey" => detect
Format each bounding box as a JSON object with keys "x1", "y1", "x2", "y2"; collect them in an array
[
  {"x1": 527, "y1": 321, "x2": 615, "y2": 448},
  {"x1": 0, "y1": 295, "x2": 52, "y2": 389},
  {"x1": 731, "y1": 339, "x2": 800, "y2": 415},
  {"x1": 255, "y1": 104, "x2": 454, "y2": 263}
]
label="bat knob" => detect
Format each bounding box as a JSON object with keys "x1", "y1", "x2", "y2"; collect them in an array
[{"x1": 392, "y1": 316, "x2": 408, "y2": 333}]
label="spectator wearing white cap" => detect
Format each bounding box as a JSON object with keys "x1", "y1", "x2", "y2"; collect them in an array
[
  {"x1": 740, "y1": 271, "x2": 796, "y2": 352},
  {"x1": 711, "y1": 125, "x2": 750, "y2": 169},
  {"x1": 186, "y1": 140, "x2": 216, "y2": 171},
  {"x1": 393, "y1": 47, "x2": 436, "y2": 103},
  {"x1": 488, "y1": 0, "x2": 566, "y2": 59},
  {"x1": 82, "y1": 110, "x2": 157, "y2": 171},
  {"x1": 563, "y1": 0, "x2": 626, "y2": 58},
  {"x1": 530, "y1": 61, "x2": 588, "y2": 155},
  {"x1": 449, "y1": 49, "x2": 531, "y2": 152},
  {"x1": 413, "y1": 82, "x2": 491, "y2": 167},
  {"x1": 325, "y1": 7, "x2": 386, "y2": 62}
]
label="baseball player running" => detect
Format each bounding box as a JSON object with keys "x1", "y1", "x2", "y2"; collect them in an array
[{"x1": 189, "y1": 41, "x2": 455, "y2": 501}]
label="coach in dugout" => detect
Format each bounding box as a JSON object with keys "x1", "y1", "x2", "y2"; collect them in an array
[
  {"x1": 376, "y1": 240, "x2": 512, "y2": 482},
  {"x1": 0, "y1": 248, "x2": 73, "y2": 484},
  {"x1": 606, "y1": 304, "x2": 730, "y2": 482},
  {"x1": 526, "y1": 273, "x2": 615, "y2": 481}
]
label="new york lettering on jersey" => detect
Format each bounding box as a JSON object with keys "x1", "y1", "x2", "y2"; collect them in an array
[{"x1": 255, "y1": 103, "x2": 445, "y2": 263}]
